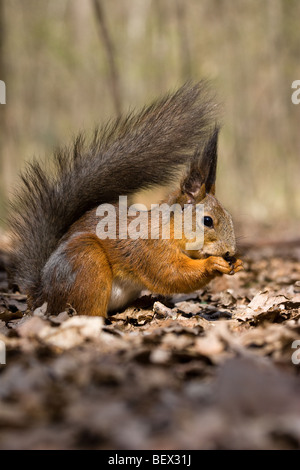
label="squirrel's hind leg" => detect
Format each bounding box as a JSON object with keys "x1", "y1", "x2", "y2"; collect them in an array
[{"x1": 41, "y1": 233, "x2": 112, "y2": 317}]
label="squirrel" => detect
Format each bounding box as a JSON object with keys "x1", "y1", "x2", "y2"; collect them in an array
[{"x1": 7, "y1": 82, "x2": 243, "y2": 317}]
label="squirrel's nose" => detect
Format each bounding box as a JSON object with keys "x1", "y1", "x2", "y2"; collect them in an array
[
  {"x1": 224, "y1": 249, "x2": 236, "y2": 259},
  {"x1": 224, "y1": 240, "x2": 237, "y2": 258}
]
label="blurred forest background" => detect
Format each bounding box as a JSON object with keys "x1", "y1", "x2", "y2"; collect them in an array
[{"x1": 0, "y1": 0, "x2": 299, "y2": 234}]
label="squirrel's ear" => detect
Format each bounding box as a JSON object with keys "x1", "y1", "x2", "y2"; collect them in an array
[
  {"x1": 201, "y1": 125, "x2": 219, "y2": 194},
  {"x1": 209, "y1": 183, "x2": 216, "y2": 195},
  {"x1": 181, "y1": 146, "x2": 206, "y2": 203},
  {"x1": 180, "y1": 125, "x2": 219, "y2": 202}
]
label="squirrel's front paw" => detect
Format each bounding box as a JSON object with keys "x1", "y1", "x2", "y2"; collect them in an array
[
  {"x1": 205, "y1": 256, "x2": 232, "y2": 276},
  {"x1": 205, "y1": 256, "x2": 243, "y2": 276},
  {"x1": 231, "y1": 258, "x2": 243, "y2": 274}
]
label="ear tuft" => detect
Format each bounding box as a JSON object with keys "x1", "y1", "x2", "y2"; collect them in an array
[
  {"x1": 201, "y1": 125, "x2": 219, "y2": 194},
  {"x1": 180, "y1": 125, "x2": 220, "y2": 201}
]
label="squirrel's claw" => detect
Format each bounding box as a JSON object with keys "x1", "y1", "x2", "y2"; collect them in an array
[
  {"x1": 205, "y1": 256, "x2": 243, "y2": 277},
  {"x1": 230, "y1": 258, "x2": 243, "y2": 275}
]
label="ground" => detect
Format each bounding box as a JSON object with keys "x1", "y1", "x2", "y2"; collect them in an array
[{"x1": 0, "y1": 235, "x2": 299, "y2": 450}]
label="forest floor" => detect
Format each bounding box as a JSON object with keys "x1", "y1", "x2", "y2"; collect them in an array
[{"x1": 0, "y1": 229, "x2": 300, "y2": 450}]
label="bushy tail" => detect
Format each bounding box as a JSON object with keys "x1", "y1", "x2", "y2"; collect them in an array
[{"x1": 8, "y1": 81, "x2": 218, "y2": 297}]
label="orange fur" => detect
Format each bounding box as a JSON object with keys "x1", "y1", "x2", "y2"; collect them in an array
[{"x1": 44, "y1": 191, "x2": 242, "y2": 316}]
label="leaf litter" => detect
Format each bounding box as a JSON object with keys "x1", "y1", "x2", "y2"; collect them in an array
[{"x1": 0, "y1": 239, "x2": 299, "y2": 449}]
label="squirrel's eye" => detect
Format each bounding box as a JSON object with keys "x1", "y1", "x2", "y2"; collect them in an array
[{"x1": 203, "y1": 216, "x2": 214, "y2": 228}]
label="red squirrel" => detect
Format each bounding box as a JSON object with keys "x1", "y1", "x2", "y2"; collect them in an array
[{"x1": 8, "y1": 82, "x2": 243, "y2": 317}]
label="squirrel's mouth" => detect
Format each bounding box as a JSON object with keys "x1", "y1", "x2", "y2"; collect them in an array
[
  {"x1": 183, "y1": 249, "x2": 231, "y2": 260},
  {"x1": 200, "y1": 252, "x2": 237, "y2": 262},
  {"x1": 223, "y1": 253, "x2": 237, "y2": 264}
]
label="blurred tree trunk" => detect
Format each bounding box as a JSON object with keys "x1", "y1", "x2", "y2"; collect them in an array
[
  {"x1": 92, "y1": 0, "x2": 122, "y2": 116},
  {"x1": 0, "y1": 0, "x2": 6, "y2": 119},
  {"x1": 0, "y1": 0, "x2": 8, "y2": 212},
  {"x1": 152, "y1": 0, "x2": 167, "y2": 89},
  {"x1": 266, "y1": 0, "x2": 295, "y2": 212},
  {"x1": 175, "y1": 0, "x2": 192, "y2": 81}
]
